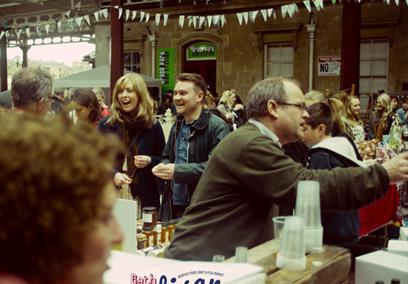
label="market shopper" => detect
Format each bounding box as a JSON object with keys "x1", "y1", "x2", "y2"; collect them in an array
[
  {"x1": 0, "y1": 112, "x2": 123, "y2": 284},
  {"x1": 11, "y1": 67, "x2": 53, "y2": 117},
  {"x1": 165, "y1": 77, "x2": 408, "y2": 261},
  {"x1": 71, "y1": 88, "x2": 102, "y2": 125},
  {"x1": 152, "y1": 73, "x2": 230, "y2": 220},
  {"x1": 98, "y1": 73, "x2": 165, "y2": 209}
]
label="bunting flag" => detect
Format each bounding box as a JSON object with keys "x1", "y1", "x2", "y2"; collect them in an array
[
  {"x1": 84, "y1": 15, "x2": 91, "y2": 26},
  {"x1": 287, "y1": 3, "x2": 298, "y2": 17},
  {"x1": 140, "y1": 11, "x2": 145, "y2": 22},
  {"x1": 0, "y1": 31, "x2": 4, "y2": 40},
  {"x1": 36, "y1": 26, "x2": 41, "y2": 36},
  {"x1": 25, "y1": 28, "x2": 30, "y2": 38},
  {"x1": 281, "y1": 5, "x2": 288, "y2": 18},
  {"x1": 163, "y1": 14, "x2": 169, "y2": 26},
  {"x1": 75, "y1": 16, "x2": 83, "y2": 28},
  {"x1": 188, "y1": 16, "x2": 193, "y2": 27},
  {"x1": 236, "y1": 13, "x2": 243, "y2": 25},
  {"x1": 273, "y1": 9, "x2": 277, "y2": 19},
  {"x1": 155, "y1": 13, "x2": 161, "y2": 26},
  {"x1": 125, "y1": 9, "x2": 130, "y2": 21},
  {"x1": 199, "y1": 16, "x2": 205, "y2": 28},
  {"x1": 145, "y1": 13, "x2": 150, "y2": 23},
  {"x1": 242, "y1": 12, "x2": 249, "y2": 24},
  {"x1": 313, "y1": 0, "x2": 323, "y2": 10},
  {"x1": 221, "y1": 15, "x2": 226, "y2": 27},
  {"x1": 213, "y1": 15, "x2": 220, "y2": 26},
  {"x1": 206, "y1": 15, "x2": 213, "y2": 27},
  {"x1": 16, "y1": 29, "x2": 22, "y2": 39},
  {"x1": 250, "y1": 10, "x2": 258, "y2": 22},
  {"x1": 118, "y1": 8, "x2": 123, "y2": 19},
  {"x1": 94, "y1": 11, "x2": 100, "y2": 22},
  {"x1": 304, "y1": 0, "x2": 312, "y2": 12},
  {"x1": 132, "y1": 11, "x2": 137, "y2": 21},
  {"x1": 45, "y1": 24, "x2": 50, "y2": 34},
  {"x1": 179, "y1": 15, "x2": 185, "y2": 28},
  {"x1": 395, "y1": 0, "x2": 399, "y2": 5},
  {"x1": 65, "y1": 10, "x2": 71, "y2": 17},
  {"x1": 331, "y1": 0, "x2": 336, "y2": 4},
  {"x1": 5, "y1": 31, "x2": 9, "y2": 38},
  {"x1": 384, "y1": 0, "x2": 390, "y2": 4},
  {"x1": 101, "y1": 9, "x2": 108, "y2": 19},
  {"x1": 260, "y1": 9, "x2": 268, "y2": 21},
  {"x1": 267, "y1": 8, "x2": 273, "y2": 17},
  {"x1": 57, "y1": 21, "x2": 62, "y2": 31}
]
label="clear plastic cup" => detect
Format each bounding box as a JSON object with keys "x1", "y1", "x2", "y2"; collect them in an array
[
  {"x1": 295, "y1": 180, "x2": 323, "y2": 252},
  {"x1": 276, "y1": 216, "x2": 306, "y2": 271},
  {"x1": 234, "y1": 246, "x2": 248, "y2": 263},
  {"x1": 273, "y1": 216, "x2": 289, "y2": 239}
]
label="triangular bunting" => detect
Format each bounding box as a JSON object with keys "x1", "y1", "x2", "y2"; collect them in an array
[
  {"x1": 118, "y1": 8, "x2": 123, "y2": 19},
  {"x1": 45, "y1": 24, "x2": 50, "y2": 34},
  {"x1": 395, "y1": 0, "x2": 399, "y2": 5},
  {"x1": 242, "y1": 12, "x2": 249, "y2": 24},
  {"x1": 84, "y1": 15, "x2": 91, "y2": 26},
  {"x1": 250, "y1": 10, "x2": 258, "y2": 22},
  {"x1": 132, "y1": 11, "x2": 137, "y2": 21},
  {"x1": 260, "y1": 9, "x2": 268, "y2": 21},
  {"x1": 57, "y1": 21, "x2": 62, "y2": 31},
  {"x1": 25, "y1": 28, "x2": 30, "y2": 38},
  {"x1": 94, "y1": 11, "x2": 100, "y2": 22},
  {"x1": 267, "y1": 8, "x2": 273, "y2": 17},
  {"x1": 65, "y1": 10, "x2": 70, "y2": 17},
  {"x1": 102, "y1": 9, "x2": 108, "y2": 19},
  {"x1": 221, "y1": 15, "x2": 226, "y2": 27},
  {"x1": 125, "y1": 9, "x2": 130, "y2": 21},
  {"x1": 145, "y1": 13, "x2": 150, "y2": 22},
  {"x1": 155, "y1": 13, "x2": 161, "y2": 26},
  {"x1": 304, "y1": 0, "x2": 312, "y2": 12},
  {"x1": 281, "y1": 5, "x2": 289, "y2": 18},
  {"x1": 331, "y1": 0, "x2": 336, "y2": 4},
  {"x1": 199, "y1": 16, "x2": 205, "y2": 28},
  {"x1": 206, "y1": 15, "x2": 213, "y2": 27},
  {"x1": 236, "y1": 13, "x2": 243, "y2": 25},
  {"x1": 16, "y1": 29, "x2": 22, "y2": 39},
  {"x1": 213, "y1": 15, "x2": 220, "y2": 26},
  {"x1": 179, "y1": 15, "x2": 185, "y2": 28},
  {"x1": 163, "y1": 14, "x2": 169, "y2": 26},
  {"x1": 36, "y1": 26, "x2": 41, "y2": 36},
  {"x1": 75, "y1": 16, "x2": 83, "y2": 28},
  {"x1": 140, "y1": 11, "x2": 145, "y2": 22}
]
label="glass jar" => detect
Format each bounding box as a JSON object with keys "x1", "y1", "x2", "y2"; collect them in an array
[{"x1": 142, "y1": 207, "x2": 157, "y2": 231}]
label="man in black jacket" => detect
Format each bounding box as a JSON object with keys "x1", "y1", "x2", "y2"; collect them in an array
[{"x1": 152, "y1": 73, "x2": 230, "y2": 220}]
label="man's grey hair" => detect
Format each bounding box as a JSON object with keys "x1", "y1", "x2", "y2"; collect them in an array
[
  {"x1": 11, "y1": 68, "x2": 53, "y2": 108},
  {"x1": 246, "y1": 77, "x2": 290, "y2": 119}
]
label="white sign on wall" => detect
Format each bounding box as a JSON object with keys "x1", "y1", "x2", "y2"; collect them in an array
[{"x1": 318, "y1": 56, "x2": 341, "y2": 76}]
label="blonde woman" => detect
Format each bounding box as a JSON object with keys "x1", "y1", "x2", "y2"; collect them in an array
[
  {"x1": 98, "y1": 73, "x2": 165, "y2": 209},
  {"x1": 217, "y1": 89, "x2": 236, "y2": 123},
  {"x1": 368, "y1": 93, "x2": 394, "y2": 140},
  {"x1": 344, "y1": 96, "x2": 365, "y2": 143}
]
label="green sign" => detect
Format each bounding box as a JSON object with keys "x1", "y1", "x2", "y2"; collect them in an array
[
  {"x1": 186, "y1": 42, "x2": 217, "y2": 61},
  {"x1": 157, "y1": 48, "x2": 175, "y2": 96}
]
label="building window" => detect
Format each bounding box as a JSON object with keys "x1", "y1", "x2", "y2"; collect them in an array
[
  {"x1": 359, "y1": 41, "x2": 388, "y2": 94},
  {"x1": 264, "y1": 44, "x2": 294, "y2": 78},
  {"x1": 124, "y1": 51, "x2": 140, "y2": 73}
]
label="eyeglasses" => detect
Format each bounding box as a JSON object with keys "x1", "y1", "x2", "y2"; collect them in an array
[{"x1": 277, "y1": 101, "x2": 306, "y2": 111}]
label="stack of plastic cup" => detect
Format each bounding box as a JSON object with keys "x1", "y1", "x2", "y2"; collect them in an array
[
  {"x1": 276, "y1": 216, "x2": 306, "y2": 271},
  {"x1": 295, "y1": 180, "x2": 323, "y2": 253}
]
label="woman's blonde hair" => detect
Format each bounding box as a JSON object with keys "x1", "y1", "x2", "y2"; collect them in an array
[
  {"x1": 344, "y1": 95, "x2": 363, "y2": 126},
  {"x1": 219, "y1": 90, "x2": 235, "y2": 107},
  {"x1": 374, "y1": 93, "x2": 393, "y2": 139},
  {"x1": 108, "y1": 73, "x2": 154, "y2": 128}
]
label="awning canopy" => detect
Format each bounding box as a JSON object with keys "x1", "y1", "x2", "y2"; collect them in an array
[{"x1": 54, "y1": 65, "x2": 162, "y2": 89}]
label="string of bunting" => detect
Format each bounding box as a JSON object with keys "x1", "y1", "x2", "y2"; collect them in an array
[{"x1": 0, "y1": 0, "x2": 406, "y2": 41}]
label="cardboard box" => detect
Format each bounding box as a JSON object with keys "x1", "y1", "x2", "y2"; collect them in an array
[
  {"x1": 355, "y1": 250, "x2": 408, "y2": 284},
  {"x1": 388, "y1": 240, "x2": 408, "y2": 257}
]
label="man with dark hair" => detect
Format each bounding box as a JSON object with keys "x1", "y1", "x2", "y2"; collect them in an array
[
  {"x1": 152, "y1": 73, "x2": 230, "y2": 220},
  {"x1": 11, "y1": 67, "x2": 53, "y2": 117},
  {"x1": 164, "y1": 76, "x2": 408, "y2": 261}
]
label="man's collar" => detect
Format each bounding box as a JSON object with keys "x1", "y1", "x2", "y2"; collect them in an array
[{"x1": 248, "y1": 118, "x2": 281, "y2": 147}]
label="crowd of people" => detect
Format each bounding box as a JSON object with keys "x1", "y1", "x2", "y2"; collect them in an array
[{"x1": 1, "y1": 67, "x2": 408, "y2": 282}]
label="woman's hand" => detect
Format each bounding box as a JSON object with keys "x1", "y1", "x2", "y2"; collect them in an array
[
  {"x1": 134, "y1": 155, "x2": 152, "y2": 169},
  {"x1": 114, "y1": 172, "x2": 132, "y2": 187},
  {"x1": 152, "y1": 163, "x2": 175, "y2": 180}
]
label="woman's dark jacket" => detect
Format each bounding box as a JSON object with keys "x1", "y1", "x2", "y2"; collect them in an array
[{"x1": 98, "y1": 116, "x2": 165, "y2": 209}]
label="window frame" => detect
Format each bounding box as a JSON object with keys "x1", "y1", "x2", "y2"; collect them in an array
[{"x1": 263, "y1": 43, "x2": 294, "y2": 78}]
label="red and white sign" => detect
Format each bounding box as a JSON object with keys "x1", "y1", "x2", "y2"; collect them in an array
[{"x1": 318, "y1": 56, "x2": 341, "y2": 76}]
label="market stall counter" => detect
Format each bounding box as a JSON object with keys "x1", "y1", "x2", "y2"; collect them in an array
[{"x1": 226, "y1": 239, "x2": 351, "y2": 284}]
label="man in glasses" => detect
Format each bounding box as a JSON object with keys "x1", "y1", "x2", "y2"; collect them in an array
[
  {"x1": 11, "y1": 67, "x2": 53, "y2": 117},
  {"x1": 165, "y1": 76, "x2": 408, "y2": 261}
]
